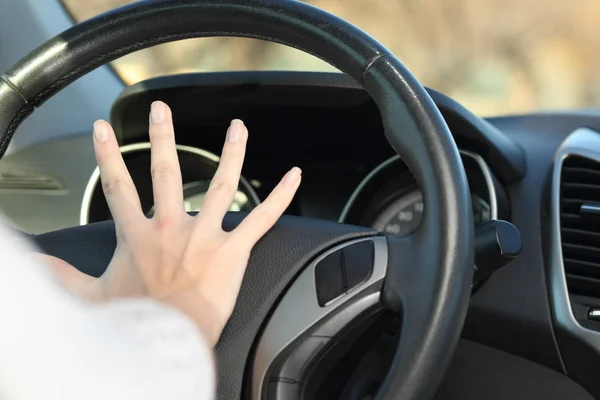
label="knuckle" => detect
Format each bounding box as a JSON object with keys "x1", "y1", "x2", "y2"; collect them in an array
[
  {"x1": 151, "y1": 163, "x2": 175, "y2": 180},
  {"x1": 102, "y1": 176, "x2": 129, "y2": 197},
  {"x1": 209, "y1": 175, "x2": 233, "y2": 193},
  {"x1": 153, "y1": 214, "x2": 173, "y2": 232},
  {"x1": 254, "y1": 208, "x2": 278, "y2": 227}
]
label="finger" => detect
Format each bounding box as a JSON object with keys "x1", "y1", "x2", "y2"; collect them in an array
[
  {"x1": 231, "y1": 167, "x2": 301, "y2": 245},
  {"x1": 93, "y1": 120, "x2": 143, "y2": 226},
  {"x1": 198, "y1": 119, "x2": 248, "y2": 225},
  {"x1": 148, "y1": 101, "x2": 184, "y2": 219}
]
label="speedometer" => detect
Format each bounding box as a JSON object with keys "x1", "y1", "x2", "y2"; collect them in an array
[
  {"x1": 372, "y1": 190, "x2": 491, "y2": 235},
  {"x1": 371, "y1": 191, "x2": 423, "y2": 235}
]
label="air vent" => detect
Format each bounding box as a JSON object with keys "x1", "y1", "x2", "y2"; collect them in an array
[
  {"x1": 0, "y1": 172, "x2": 64, "y2": 191},
  {"x1": 560, "y1": 155, "x2": 600, "y2": 296}
]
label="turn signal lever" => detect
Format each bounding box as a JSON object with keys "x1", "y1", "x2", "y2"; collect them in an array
[{"x1": 473, "y1": 220, "x2": 522, "y2": 289}]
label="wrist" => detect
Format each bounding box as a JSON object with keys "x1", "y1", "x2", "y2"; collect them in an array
[{"x1": 161, "y1": 290, "x2": 223, "y2": 347}]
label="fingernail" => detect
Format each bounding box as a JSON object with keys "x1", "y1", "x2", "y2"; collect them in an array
[
  {"x1": 93, "y1": 120, "x2": 109, "y2": 143},
  {"x1": 282, "y1": 167, "x2": 302, "y2": 187},
  {"x1": 151, "y1": 101, "x2": 166, "y2": 123},
  {"x1": 227, "y1": 119, "x2": 244, "y2": 143}
]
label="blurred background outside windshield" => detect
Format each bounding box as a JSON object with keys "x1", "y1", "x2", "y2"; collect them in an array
[{"x1": 62, "y1": 0, "x2": 600, "y2": 117}]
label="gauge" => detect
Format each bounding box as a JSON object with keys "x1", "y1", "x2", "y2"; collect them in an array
[
  {"x1": 372, "y1": 191, "x2": 423, "y2": 235},
  {"x1": 372, "y1": 190, "x2": 492, "y2": 235},
  {"x1": 83, "y1": 143, "x2": 262, "y2": 224},
  {"x1": 149, "y1": 180, "x2": 254, "y2": 214}
]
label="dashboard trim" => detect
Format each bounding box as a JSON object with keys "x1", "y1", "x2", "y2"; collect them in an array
[
  {"x1": 338, "y1": 149, "x2": 498, "y2": 225},
  {"x1": 79, "y1": 142, "x2": 260, "y2": 225},
  {"x1": 549, "y1": 127, "x2": 600, "y2": 350}
]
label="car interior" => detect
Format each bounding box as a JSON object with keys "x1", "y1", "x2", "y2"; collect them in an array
[{"x1": 1, "y1": 0, "x2": 600, "y2": 399}]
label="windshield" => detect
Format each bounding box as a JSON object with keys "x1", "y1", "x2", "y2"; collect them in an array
[{"x1": 62, "y1": 0, "x2": 599, "y2": 116}]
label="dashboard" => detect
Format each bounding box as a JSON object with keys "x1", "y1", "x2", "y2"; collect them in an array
[
  {"x1": 76, "y1": 72, "x2": 519, "y2": 237},
  {"x1": 5, "y1": 70, "x2": 600, "y2": 398}
]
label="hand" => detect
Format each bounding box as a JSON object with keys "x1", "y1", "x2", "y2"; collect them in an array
[{"x1": 37, "y1": 101, "x2": 301, "y2": 345}]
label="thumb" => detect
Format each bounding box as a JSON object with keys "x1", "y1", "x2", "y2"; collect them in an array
[{"x1": 32, "y1": 253, "x2": 102, "y2": 301}]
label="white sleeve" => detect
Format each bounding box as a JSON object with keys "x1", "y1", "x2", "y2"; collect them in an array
[{"x1": 0, "y1": 225, "x2": 215, "y2": 400}]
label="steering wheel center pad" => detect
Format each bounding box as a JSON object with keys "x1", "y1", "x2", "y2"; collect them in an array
[{"x1": 32, "y1": 214, "x2": 376, "y2": 398}]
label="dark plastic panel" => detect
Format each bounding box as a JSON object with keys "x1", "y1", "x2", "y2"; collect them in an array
[{"x1": 110, "y1": 72, "x2": 525, "y2": 184}]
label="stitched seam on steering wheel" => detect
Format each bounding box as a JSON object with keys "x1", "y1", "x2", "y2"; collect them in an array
[
  {"x1": 6, "y1": 31, "x2": 330, "y2": 153},
  {"x1": 29, "y1": 31, "x2": 327, "y2": 107},
  {"x1": 362, "y1": 54, "x2": 385, "y2": 82},
  {"x1": 30, "y1": 32, "x2": 201, "y2": 105},
  {"x1": 1, "y1": 75, "x2": 29, "y2": 105},
  {"x1": 0, "y1": 105, "x2": 34, "y2": 157}
]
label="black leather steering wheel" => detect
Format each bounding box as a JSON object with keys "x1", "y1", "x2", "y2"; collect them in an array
[{"x1": 0, "y1": 1, "x2": 473, "y2": 399}]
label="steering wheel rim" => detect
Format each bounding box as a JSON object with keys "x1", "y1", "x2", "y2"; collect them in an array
[{"x1": 0, "y1": 1, "x2": 474, "y2": 399}]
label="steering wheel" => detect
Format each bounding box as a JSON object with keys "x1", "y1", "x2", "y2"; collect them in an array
[{"x1": 0, "y1": 1, "x2": 473, "y2": 399}]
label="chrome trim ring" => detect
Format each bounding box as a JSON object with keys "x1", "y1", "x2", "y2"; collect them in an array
[
  {"x1": 338, "y1": 149, "x2": 498, "y2": 223},
  {"x1": 79, "y1": 142, "x2": 260, "y2": 225}
]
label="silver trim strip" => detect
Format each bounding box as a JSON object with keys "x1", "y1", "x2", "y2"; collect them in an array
[
  {"x1": 580, "y1": 204, "x2": 600, "y2": 214},
  {"x1": 589, "y1": 309, "x2": 600, "y2": 320},
  {"x1": 338, "y1": 149, "x2": 498, "y2": 224},
  {"x1": 549, "y1": 128, "x2": 600, "y2": 350},
  {"x1": 79, "y1": 142, "x2": 261, "y2": 225},
  {"x1": 251, "y1": 236, "x2": 387, "y2": 399}
]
